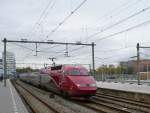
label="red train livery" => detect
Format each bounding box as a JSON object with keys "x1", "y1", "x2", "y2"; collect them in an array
[{"x1": 20, "y1": 65, "x2": 97, "y2": 98}]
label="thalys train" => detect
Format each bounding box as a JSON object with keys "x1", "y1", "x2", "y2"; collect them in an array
[{"x1": 19, "y1": 65, "x2": 97, "y2": 98}]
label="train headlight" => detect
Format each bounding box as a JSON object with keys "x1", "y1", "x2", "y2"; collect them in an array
[
  {"x1": 89, "y1": 83, "x2": 97, "y2": 87},
  {"x1": 77, "y1": 84, "x2": 86, "y2": 87}
]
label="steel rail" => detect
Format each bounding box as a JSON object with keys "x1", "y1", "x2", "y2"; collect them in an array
[
  {"x1": 96, "y1": 91, "x2": 150, "y2": 107},
  {"x1": 13, "y1": 80, "x2": 141, "y2": 113},
  {"x1": 93, "y1": 96, "x2": 146, "y2": 113},
  {"x1": 95, "y1": 93, "x2": 150, "y2": 112},
  {"x1": 13, "y1": 80, "x2": 59, "y2": 113},
  {"x1": 90, "y1": 100, "x2": 131, "y2": 113},
  {"x1": 11, "y1": 80, "x2": 36, "y2": 113}
]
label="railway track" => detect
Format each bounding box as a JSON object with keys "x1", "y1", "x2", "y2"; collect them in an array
[
  {"x1": 92, "y1": 92, "x2": 150, "y2": 113},
  {"x1": 12, "y1": 80, "x2": 150, "y2": 113},
  {"x1": 75, "y1": 98, "x2": 136, "y2": 113},
  {"x1": 12, "y1": 80, "x2": 60, "y2": 113},
  {"x1": 12, "y1": 80, "x2": 98, "y2": 113},
  {"x1": 73, "y1": 90, "x2": 150, "y2": 113}
]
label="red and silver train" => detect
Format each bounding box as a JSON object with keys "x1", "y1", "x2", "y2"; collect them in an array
[{"x1": 19, "y1": 65, "x2": 97, "y2": 98}]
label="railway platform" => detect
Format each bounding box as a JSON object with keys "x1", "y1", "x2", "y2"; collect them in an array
[{"x1": 0, "y1": 79, "x2": 28, "y2": 113}]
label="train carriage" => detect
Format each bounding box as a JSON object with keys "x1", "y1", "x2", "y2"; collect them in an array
[{"x1": 20, "y1": 65, "x2": 97, "y2": 98}]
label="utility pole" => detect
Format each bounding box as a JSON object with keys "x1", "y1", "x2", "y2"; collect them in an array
[
  {"x1": 147, "y1": 63, "x2": 149, "y2": 80},
  {"x1": 65, "y1": 44, "x2": 69, "y2": 57},
  {"x1": 89, "y1": 64, "x2": 91, "y2": 73},
  {"x1": 35, "y1": 43, "x2": 38, "y2": 56},
  {"x1": 102, "y1": 67, "x2": 104, "y2": 81},
  {"x1": 137, "y1": 43, "x2": 140, "y2": 85},
  {"x1": 3, "y1": 38, "x2": 7, "y2": 87},
  {"x1": 92, "y1": 42, "x2": 95, "y2": 78}
]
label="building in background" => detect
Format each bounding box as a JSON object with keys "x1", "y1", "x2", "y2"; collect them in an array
[
  {"x1": 0, "y1": 59, "x2": 3, "y2": 77},
  {"x1": 120, "y1": 60, "x2": 136, "y2": 74},
  {"x1": 120, "y1": 59, "x2": 150, "y2": 80},
  {"x1": 2, "y1": 52, "x2": 16, "y2": 77}
]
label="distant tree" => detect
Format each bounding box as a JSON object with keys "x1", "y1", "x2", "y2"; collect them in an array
[
  {"x1": 16, "y1": 67, "x2": 39, "y2": 73},
  {"x1": 96, "y1": 65, "x2": 134, "y2": 75}
]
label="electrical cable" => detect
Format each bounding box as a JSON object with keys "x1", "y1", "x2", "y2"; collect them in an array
[
  {"x1": 94, "y1": 20, "x2": 150, "y2": 42},
  {"x1": 28, "y1": 0, "x2": 56, "y2": 38},
  {"x1": 86, "y1": 5, "x2": 150, "y2": 40},
  {"x1": 10, "y1": 43, "x2": 34, "y2": 51},
  {"x1": 95, "y1": 53, "x2": 131, "y2": 61},
  {"x1": 53, "y1": 0, "x2": 144, "y2": 59},
  {"x1": 39, "y1": 44, "x2": 63, "y2": 52},
  {"x1": 95, "y1": 46, "x2": 135, "y2": 53},
  {"x1": 18, "y1": 51, "x2": 34, "y2": 62},
  {"x1": 45, "y1": 0, "x2": 87, "y2": 39},
  {"x1": 92, "y1": 0, "x2": 142, "y2": 27}
]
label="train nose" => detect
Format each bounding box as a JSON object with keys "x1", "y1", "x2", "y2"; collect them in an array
[
  {"x1": 67, "y1": 76, "x2": 96, "y2": 86},
  {"x1": 67, "y1": 76, "x2": 97, "y2": 96}
]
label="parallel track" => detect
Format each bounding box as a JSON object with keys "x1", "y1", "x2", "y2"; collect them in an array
[
  {"x1": 93, "y1": 93, "x2": 150, "y2": 113},
  {"x1": 17, "y1": 80, "x2": 131, "y2": 113},
  {"x1": 12, "y1": 80, "x2": 150, "y2": 113},
  {"x1": 12, "y1": 80, "x2": 60, "y2": 113},
  {"x1": 13, "y1": 80, "x2": 98, "y2": 113},
  {"x1": 75, "y1": 99, "x2": 132, "y2": 113}
]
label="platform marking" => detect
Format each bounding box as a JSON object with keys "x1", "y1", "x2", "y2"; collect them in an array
[{"x1": 8, "y1": 79, "x2": 19, "y2": 113}]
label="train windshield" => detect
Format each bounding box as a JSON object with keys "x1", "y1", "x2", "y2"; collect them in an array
[{"x1": 65, "y1": 69, "x2": 89, "y2": 76}]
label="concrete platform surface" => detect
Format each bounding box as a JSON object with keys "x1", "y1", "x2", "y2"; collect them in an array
[{"x1": 0, "y1": 79, "x2": 28, "y2": 113}]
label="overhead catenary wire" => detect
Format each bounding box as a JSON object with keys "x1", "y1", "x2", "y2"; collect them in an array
[
  {"x1": 52, "y1": 46, "x2": 85, "y2": 58},
  {"x1": 52, "y1": 8, "x2": 150, "y2": 66},
  {"x1": 28, "y1": 0, "x2": 56, "y2": 38},
  {"x1": 95, "y1": 46, "x2": 135, "y2": 53},
  {"x1": 86, "y1": 5, "x2": 150, "y2": 41},
  {"x1": 63, "y1": 44, "x2": 137, "y2": 65},
  {"x1": 6, "y1": 1, "x2": 150, "y2": 67},
  {"x1": 69, "y1": 0, "x2": 142, "y2": 45},
  {"x1": 17, "y1": 0, "x2": 142, "y2": 62},
  {"x1": 54, "y1": 0, "x2": 143, "y2": 55},
  {"x1": 92, "y1": 0, "x2": 142, "y2": 27},
  {"x1": 54, "y1": 20, "x2": 150, "y2": 60},
  {"x1": 38, "y1": 50, "x2": 64, "y2": 54},
  {"x1": 142, "y1": 48, "x2": 150, "y2": 52},
  {"x1": 45, "y1": 0, "x2": 87, "y2": 40},
  {"x1": 65, "y1": 44, "x2": 136, "y2": 62},
  {"x1": 38, "y1": 44, "x2": 64, "y2": 52},
  {"x1": 19, "y1": 51, "x2": 34, "y2": 62},
  {"x1": 53, "y1": 44, "x2": 91, "y2": 58},
  {"x1": 10, "y1": 43, "x2": 34, "y2": 51},
  {"x1": 93, "y1": 20, "x2": 150, "y2": 42},
  {"x1": 95, "y1": 52, "x2": 133, "y2": 61},
  {"x1": 34, "y1": 0, "x2": 87, "y2": 55}
]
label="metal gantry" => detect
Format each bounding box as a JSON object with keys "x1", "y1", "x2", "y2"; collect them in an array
[{"x1": 2, "y1": 38, "x2": 96, "y2": 86}]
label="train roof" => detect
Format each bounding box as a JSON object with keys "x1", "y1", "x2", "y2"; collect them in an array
[{"x1": 50, "y1": 65, "x2": 86, "y2": 71}]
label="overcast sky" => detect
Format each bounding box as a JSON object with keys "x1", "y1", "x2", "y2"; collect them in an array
[{"x1": 0, "y1": 0, "x2": 150, "y2": 68}]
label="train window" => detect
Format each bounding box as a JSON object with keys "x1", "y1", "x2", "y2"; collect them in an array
[
  {"x1": 65, "y1": 69, "x2": 89, "y2": 75},
  {"x1": 80, "y1": 69, "x2": 89, "y2": 75},
  {"x1": 70, "y1": 70, "x2": 81, "y2": 75}
]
